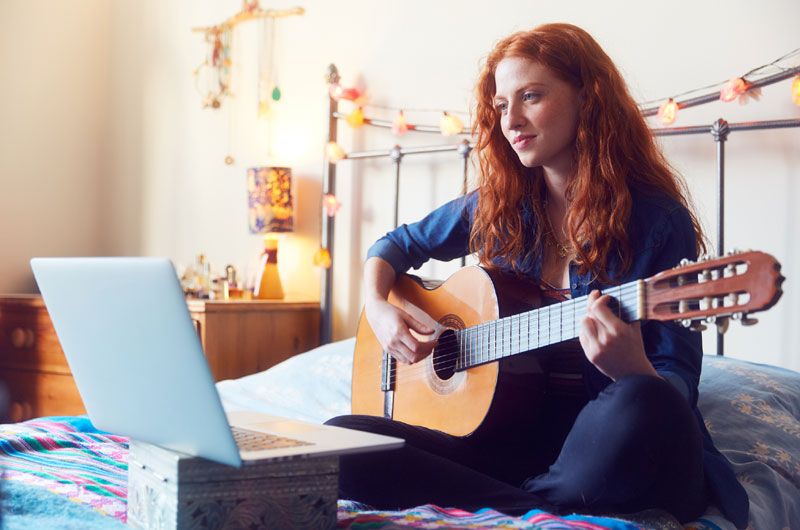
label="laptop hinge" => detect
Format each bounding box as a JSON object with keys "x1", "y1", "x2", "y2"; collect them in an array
[{"x1": 380, "y1": 350, "x2": 395, "y2": 419}]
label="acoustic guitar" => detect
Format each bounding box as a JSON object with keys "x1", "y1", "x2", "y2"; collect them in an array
[{"x1": 352, "y1": 251, "x2": 783, "y2": 439}]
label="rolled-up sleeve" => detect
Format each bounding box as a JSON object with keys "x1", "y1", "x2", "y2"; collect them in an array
[
  {"x1": 641, "y1": 206, "x2": 703, "y2": 407},
  {"x1": 366, "y1": 192, "x2": 476, "y2": 274}
]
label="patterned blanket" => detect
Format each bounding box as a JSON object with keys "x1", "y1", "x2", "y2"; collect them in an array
[
  {"x1": 0, "y1": 417, "x2": 649, "y2": 529},
  {"x1": 0, "y1": 416, "x2": 127, "y2": 522}
]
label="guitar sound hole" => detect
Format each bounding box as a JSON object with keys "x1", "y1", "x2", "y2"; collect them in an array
[{"x1": 432, "y1": 329, "x2": 459, "y2": 381}]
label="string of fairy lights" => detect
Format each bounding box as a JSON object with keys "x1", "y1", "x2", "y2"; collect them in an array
[{"x1": 312, "y1": 49, "x2": 800, "y2": 269}]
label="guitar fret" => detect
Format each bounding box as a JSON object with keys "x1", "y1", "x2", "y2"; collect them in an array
[
  {"x1": 481, "y1": 322, "x2": 488, "y2": 364},
  {"x1": 557, "y1": 302, "x2": 562, "y2": 344},
  {"x1": 470, "y1": 326, "x2": 476, "y2": 367},
  {"x1": 503, "y1": 318, "x2": 509, "y2": 357},
  {"x1": 495, "y1": 319, "x2": 501, "y2": 359},
  {"x1": 511, "y1": 314, "x2": 519, "y2": 357},
  {"x1": 536, "y1": 306, "x2": 541, "y2": 350}
]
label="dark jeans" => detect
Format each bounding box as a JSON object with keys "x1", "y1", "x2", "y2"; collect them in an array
[{"x1": 326, "y1": 374, "x2": 707, "y2": 522}]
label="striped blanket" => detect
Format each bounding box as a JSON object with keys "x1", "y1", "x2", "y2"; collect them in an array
[{"x1": 0, "y1": 417, "x2": 653, "y2": 529}]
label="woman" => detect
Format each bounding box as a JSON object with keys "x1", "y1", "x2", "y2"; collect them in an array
[{"x1": 326, "y1": 23, "x2": 748, "y2": 528}]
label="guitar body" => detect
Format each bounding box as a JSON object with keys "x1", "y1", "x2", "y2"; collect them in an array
[{"x1": 352, "y1": 266, "x2": 547, "y2": 439}]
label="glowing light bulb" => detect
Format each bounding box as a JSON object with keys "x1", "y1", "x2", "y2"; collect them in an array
[
  {"x1": 340, "y1": 87, "x2": 362, "y2": 102},
  {"x1": 392, "y1": 111, "x2": 409, "y2": 136},
  {"x1": 346, "y1": 107, "x2": 365, "y2": 128},
  {"x1": 792, "y1": 75, "x2": 800, "y2": 106},
  {"x1": 329, "y1": 82, "x2": 344, "y2": 100},
  {"x1": 313, "y1": 248, "x2": 332, "y2": 269},
  {"x1": 657, "y1": 98, "x2": 679, "y2": 125},
  {"x1": 326, "y1": 141, "x2": 346, "y2": 163},
  {"x1": 439, "y1": 112, "x2": 464, "y2": 136},
  {"x1": 323, "y1": 193, "x2": 342, "y2": 217},
  {"x1": 720, "y1": 78, "x2": 747, "y2": 103}
]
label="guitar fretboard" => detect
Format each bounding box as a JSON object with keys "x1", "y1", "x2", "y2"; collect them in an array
[{"x1": 453, "y1": 281, "x2": 643, "y2": 371}]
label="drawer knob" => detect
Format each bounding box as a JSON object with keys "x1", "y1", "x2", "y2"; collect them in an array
[
  {"x1": 9, "y1": 401, "x2": 32, "y2": 422},
  {"x1": 10, "y1": 327, "x2": 35, "y2": 349}
]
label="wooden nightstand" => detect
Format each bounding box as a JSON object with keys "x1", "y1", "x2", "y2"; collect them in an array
[
  {"x1": 186, "y1": 298, "x2": 320, "y2": 381},
  {"x1": 0, "y1": 295, "x2": 320, "y2": 422}
]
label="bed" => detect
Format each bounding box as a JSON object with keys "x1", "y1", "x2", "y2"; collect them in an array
[
  {"x1": 3, "y1": 63, "x2": 800, "y2": 530},
  {"x1": 1, "y1": 339, "x2": 799, "y2": 529}
]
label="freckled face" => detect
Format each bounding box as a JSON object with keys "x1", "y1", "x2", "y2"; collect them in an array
[{"x1": 494, "y1": 57, "x2": 581, "y2": 173}]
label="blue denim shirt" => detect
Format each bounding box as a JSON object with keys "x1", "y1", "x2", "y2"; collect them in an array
[{"x1": 367, "y1": 187, "x2": 749, "y2": 528}]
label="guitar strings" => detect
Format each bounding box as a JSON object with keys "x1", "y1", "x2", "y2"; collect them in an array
[
  {"x1": 383, "y1": 289, "x2": 715, "y2": 382},
  {"x1": 383, "y1": 286, "x2": 639, "y2": 381},
  {"x1": 368, "y1": 274, "x2": 731, "y2": 384},
  {"x1": 363, "y1": 283, "x2": 648, "y2": 381},
  {"x1": 377, "y1": 297, "x2": 691, "y2": 386}
]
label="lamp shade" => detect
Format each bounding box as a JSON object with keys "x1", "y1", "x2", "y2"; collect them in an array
[{"x1": 247, "y1": 167, "x2": 294, "y2": 233}]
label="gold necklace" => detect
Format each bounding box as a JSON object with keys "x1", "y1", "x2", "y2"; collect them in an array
[
  {"x1": 548, "y1": 233, "x2": 572, "y2": 259},
  {"x1": 543, "y1": 203, "x2": 572, "y2": 259}
]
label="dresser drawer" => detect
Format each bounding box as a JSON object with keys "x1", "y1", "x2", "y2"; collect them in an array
[
  {"x1": 0, "y1": 368, "x2": 85, "y2": 422},
  {"x1": 0, "y1": 297, "x2": 70, "y2": 373}
]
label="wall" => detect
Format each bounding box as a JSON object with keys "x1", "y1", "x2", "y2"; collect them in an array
[
  {"x1": 1, "y1": 0, "x2": 798, "y2": 371},
  {"x1": 0, "y1": 0, "x2": 111, "y2": 290}
]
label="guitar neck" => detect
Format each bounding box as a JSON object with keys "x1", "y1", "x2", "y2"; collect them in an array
[{"x1": 454, "y1": 280, "x2": 644, "y2": 371}]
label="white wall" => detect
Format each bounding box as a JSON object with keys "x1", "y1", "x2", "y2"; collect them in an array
[
  {"x1": 0, "y1": 0, "x2": 111, "y2": 291},
  {"x1": 1, "y1": 0, "x2": 798, "y2": 371}
]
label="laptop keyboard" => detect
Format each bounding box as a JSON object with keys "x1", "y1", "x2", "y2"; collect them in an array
[{"x1": 231, "y1": 426, "x2": 313, "y2": 452}]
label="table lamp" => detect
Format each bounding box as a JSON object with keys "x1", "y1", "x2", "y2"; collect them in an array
[{"x1": 247, "y1": 166, "x2": 293, "y2": 299}]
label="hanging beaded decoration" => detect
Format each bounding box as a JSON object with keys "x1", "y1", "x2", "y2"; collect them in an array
[
  {"x1": 193, "y1": 27, "x2": 233, "y2": 110},
  {"x1": 258, "y1": 17, "x2": 281, "y2": 119}
]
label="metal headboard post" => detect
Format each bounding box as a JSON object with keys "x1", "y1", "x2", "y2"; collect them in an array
[
  {"x1": 457, "y1": 139, "x2": 473, "y2": 267},
  {"x1": 711, "y1": 119, "x2": 730, "y2": 356},
  {"x1": 390, "y1": 145, "x2": 403, "y2": 228},
  {"x1": 320, "y1": 64, "x2": 340, "y2": 344}
]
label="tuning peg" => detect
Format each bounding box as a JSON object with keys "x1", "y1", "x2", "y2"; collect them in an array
[
  {"x1": 741, "y1": 315, "x2": 758, "y2": 326},
  {"x1": 732, "y1": 312, "x2": 758, "y2": 326},
  {"x1": 716, "y1": 317, "x2": 730, "y2": 335},
  {"x1": 679, "y1": 258, "x2": 694, "y2": 267},
  {"x1": 725, "y1": 293, "x2": 738, "y2": 307},
  {"x1": 690, "y1": 321, "x2": 708, "y2": 332},
  {"x1": 727, "y1": 248, "x2": 749, "y2": 256},
  {"x1": 681, "y1": 319, "x2": 707, "y2": 332}
]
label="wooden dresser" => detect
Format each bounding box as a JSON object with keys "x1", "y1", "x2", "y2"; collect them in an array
[
  {"x1": 0, "y1": 295, "x2": 320, "y2": 422},
  {"x1": 0, "y1": 295, "x2": 83, "y2": 422}
]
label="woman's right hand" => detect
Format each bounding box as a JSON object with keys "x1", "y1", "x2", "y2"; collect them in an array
[{"x1": 365, "y1": 298, "x2": 436, "y2": 364}]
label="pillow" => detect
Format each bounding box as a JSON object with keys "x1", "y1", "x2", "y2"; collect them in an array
[
  {"x1": 698, "y1": 355, "x2": 800, "y2": 530},
  {"x1": 216, "y1": 338, "x2": 355, "y2": 424}
]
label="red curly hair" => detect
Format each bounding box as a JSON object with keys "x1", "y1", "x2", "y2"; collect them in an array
[{"x1": 470, "y1": 23, "x2": 705, "y2": 281}]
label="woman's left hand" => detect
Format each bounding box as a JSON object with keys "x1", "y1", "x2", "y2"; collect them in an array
[{"x1": 579, "y1": 290, "x2": 659, "y2": 381}]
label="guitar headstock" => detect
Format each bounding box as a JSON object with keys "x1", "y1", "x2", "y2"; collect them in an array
[{"x1": 644, "y1": 250, "x2": 784, "y2": 332}]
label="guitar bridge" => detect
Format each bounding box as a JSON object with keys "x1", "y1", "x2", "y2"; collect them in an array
[{"x1": 380, "y1": 350, "x2": 395, "y2": 418}]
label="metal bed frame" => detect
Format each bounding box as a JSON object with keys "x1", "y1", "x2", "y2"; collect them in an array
[{"x1": 319, "y1": 63, "x2": 800, "y2": 356}]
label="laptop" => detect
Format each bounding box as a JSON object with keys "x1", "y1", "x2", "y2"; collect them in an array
[{"x1": 30, "y1": 257, "x2": 403, "y2": 467}]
